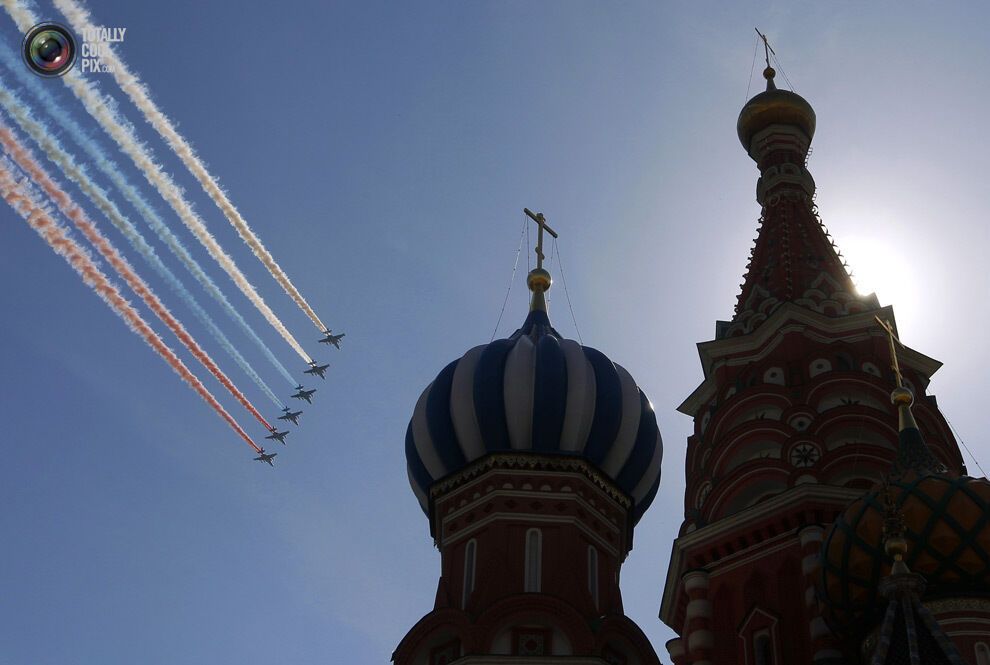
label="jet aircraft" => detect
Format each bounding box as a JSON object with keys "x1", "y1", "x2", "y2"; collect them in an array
[
  {"x1": 319, "y1": 330, "x2": 345, "y2": 349},
  {"x1": 292, "y1": 385, "x2": 316, "y2": 404},
  {"x1": 265, "y1": 428, "x2": 289, "y2": 445},
  {"x1": 304, "y1": 361, "x2": 330, "y2": 380},
  {"x1": 254, "y1": 449, "x2": 277, "y2": 466},
  {"x1": 278, "y1": 407, "x2": 303, "y2": 426}
]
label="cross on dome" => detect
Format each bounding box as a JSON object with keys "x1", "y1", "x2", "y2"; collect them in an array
[
  {"x1": 875, "y1": 316, "x2": 906, "y2": 389},
  {"x1": 523, "y1": 207, "x2": 558, "y2": 270}
]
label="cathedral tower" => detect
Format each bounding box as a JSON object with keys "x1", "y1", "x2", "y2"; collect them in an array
[
  {"x1": 394, "y1": 217, "x2": 663, "y2": 665},
  {"x1": 659, "y1": 63, "x2": 972, "y2": 664}
]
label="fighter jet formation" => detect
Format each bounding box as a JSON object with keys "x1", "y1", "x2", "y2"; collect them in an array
[
  {"x1": 255, "y1": 334, "x2": 346, "y2": 465},
  {"x1": 0, "y1": 0, "x2": 361, "y2": 473},
  {"x1": 319, "y1": 329, "x2": 345, "y2": 349}
]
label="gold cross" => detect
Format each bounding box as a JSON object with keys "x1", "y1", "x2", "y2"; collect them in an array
[
  {"x1": 755, "y1": 28, "x2": 775, "y2": 70},
  {"x1": 523, "y1": 208, "x2": 558, "y2": 270},
  {"x1": 875, "y1": 316, "x2": 905, "y2": 388}
]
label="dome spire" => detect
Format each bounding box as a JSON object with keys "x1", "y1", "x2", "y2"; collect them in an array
[
  {"x1": 523, "y1": 208, "x2": 557, "y2": 313},
  {"x1": 724, "y1": 39, "x2": 875, "y2": 338},
  {"x1": 755, "y1": 27, "x2": 778, "y2": 91},
  {"x1": 875, "y1": 316, "x2": 948, "y2": 475}
]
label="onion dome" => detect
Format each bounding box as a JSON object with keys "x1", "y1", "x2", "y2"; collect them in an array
[
  {"x1": 819, "y1": 387, "x2": 990, "y2": 636},
  {"x1": 737, "y1": 67, "x2": 816, "y2": 151},
  {"x1": 405, "y1": 265, "x2": 663, "y2": 524},
  {"x1": 865, "y1": 492, "x2": 966, "y2": 665}
]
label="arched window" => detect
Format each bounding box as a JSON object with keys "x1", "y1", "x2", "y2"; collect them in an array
[
  {"x1": 862, "y1": 362, "x2": 882, "y2": 377},
  {"x1": 754, "y1": 632, "x2": 774, "y2": 665},
  {"x1": 763, "y1": 367, "x2": 785, "y2": 385},
  {"x1": 976, "y1": 642, "x2": 990, "y2": 665},
  {"x1": 587, "y1": 546, "x2": 599, "y2": 609},
  {"x1": 462, "y1": 539, "x2": 476, "y2": 608},
  {"x1": 835, "y1": 352, "x2": 853, "y2": 371},
  {"x1": 524, "y1": 529, "x2": 542, "y2": 592},
  {"x1": 809, "y1": 358, "x2": 832, "y2": 378}
]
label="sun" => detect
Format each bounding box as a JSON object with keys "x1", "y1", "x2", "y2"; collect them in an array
[{"x1": 838, "y1": 234, "x2": 918, "y2": 310}]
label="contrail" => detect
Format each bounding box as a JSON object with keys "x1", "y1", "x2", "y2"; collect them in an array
[
  {"x1": 0, "y1": 158, "x2": 262, "y2": 453},
  {"x1": 0, "y1": 80, "x2": 287, "y2": 410},
  {"x1": 0, "y1": 52, "x2": 297, "y2": 395},
  {"x1": 0, "y1": 82, "x2": 286, "y2": 412},
  {"x1": 2, "y1": 1, "x2": 313, "y2": 364},
  {"x1": 56, "y1": 0, "x2": 329, "y2": 334},
  {"x1": 0, "y1": 119, "x2": 275, "y2": 433}
]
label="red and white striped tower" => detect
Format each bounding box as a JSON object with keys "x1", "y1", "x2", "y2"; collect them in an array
[
  {"x1": 799, "y1": 526, "x2": 841, "y2": 663},
  {"x1": 660, "y1": 59, "x2": 965, "y2": 664},
  {"x1": 682, "y1": 570, "x2": 714, "y2": 665}
]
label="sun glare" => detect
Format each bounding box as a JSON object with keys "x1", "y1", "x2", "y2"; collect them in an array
[{"x1": 839, "y1": 234, "x2": 916, "y2": 309}]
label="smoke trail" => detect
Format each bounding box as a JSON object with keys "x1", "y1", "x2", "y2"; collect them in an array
[
  {"x1": 0, "y1": 119, "x2": 274, "y2": 432},
  {"x1": 0, "y1": 71, "x2": 291, "y2": 406},
  {"x1": 0, "y1": 158, "x2": 262, "y2": 453},
  {"x1": 0, "y1": 79, "x2": 286, "y2": 411},
  {"x1": 0, "y1": 42, "x2": 299, "y2": 390},
  {"x1": 2, "y1": 1, "x2": 313, "y2": 364},
  {"x1": 56, "y1": 0, "x2": 329, "y2": 333}
]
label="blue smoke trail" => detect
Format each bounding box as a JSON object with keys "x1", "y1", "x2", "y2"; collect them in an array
[
  {"x1": 0, "y1": 43, "x2": 298, "y2": 390},
  {"x1": 0, "y1": 73, "x2": 287, "y2": 410}
]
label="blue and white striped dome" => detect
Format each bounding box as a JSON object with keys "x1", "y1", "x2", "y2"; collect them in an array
[{"x1": 405, "y1": 308, "x2": 662, "y2": 524}]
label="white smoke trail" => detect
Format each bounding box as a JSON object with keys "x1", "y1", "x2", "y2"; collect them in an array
[
  {"x1": 0, "y1": 119, "x2": 275, "y2": 432},
  {"x1": 2, "y1": 0, "x2": 312, "y2": 363},
  {"x1": 0, "y1": 157, "x2": 262, "y2": 453},
  {"x1": 0, "y1": 80, "x2": 286, "y2": 410},
  {"x1": 0, "y1": 41, "x2": 299, "y2": 390},
  {"x1": 56, "y1": 0, "x2": 329, "y2": 333}
]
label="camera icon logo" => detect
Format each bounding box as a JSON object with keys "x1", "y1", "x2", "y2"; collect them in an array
[{"x1": 23, "y1": 22, "x2": 76, "y2": 77}]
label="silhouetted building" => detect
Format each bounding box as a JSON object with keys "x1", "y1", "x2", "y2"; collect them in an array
[
  {"x1": 660, "y1": 65, "x2": 990, "y2": 664},
  {"x1": 394, "y1": 264, "x2": 663, "y2": 664}
]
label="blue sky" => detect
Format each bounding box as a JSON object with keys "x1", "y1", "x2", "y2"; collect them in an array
[{"x1": 1, "y1": 2, "x2": 988, "y2": 664}]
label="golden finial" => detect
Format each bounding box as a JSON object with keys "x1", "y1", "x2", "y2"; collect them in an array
[
  {"x1": 881, "y1": 482, "x2": 910, "y2": 574},
  {"x1": 755, "y1": 28, "x2": 777, "y2": 86},
  {"x1": 523, "y1": 208, "x2": 558, "y2": 312},
  {"x1": 875, "y1": 316, "x2": 920, "y2": 431},
  {"x1": 874, "y1": 316, "x2": 905, "y2": 389}
]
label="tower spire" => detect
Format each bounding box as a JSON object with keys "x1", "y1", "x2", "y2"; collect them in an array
[
  {"x1": 726, "y1": 50, "x2": 871, "y2": 337},
  {"x1": 874, "y1": 316, "x2": 949, "y2": 476},
  {"x1": 755, "y1": 27, "x2": 774, "y2": 71},
  {"x1": 523, "y1": 208, "x2": 557, "y2": 313}
]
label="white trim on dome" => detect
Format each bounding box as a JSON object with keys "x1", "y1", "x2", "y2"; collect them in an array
[
  {"x1": 602, "y1": 363, "x2": 642, "y2": 477},
  {"x1": 632, "y1": 431, "x2": 663, "y2": 504},
  {"x1": 559, "y1": 339, "x2": 596, "y2": 452},
  {"x1": 412, "y1": 380, "x2": 446, "y2": 478},
  {"x1": 407, "y1": 465, "x2": 429, "y2": 509},
  {"x1": 504, "y1": 334, "x2": 536, "y2": 450},
  {"x1": 450, "y1": 345, "x2": 487, "y2": 462}
]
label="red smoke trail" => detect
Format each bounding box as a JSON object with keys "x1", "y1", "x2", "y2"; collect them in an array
[
  {"x1": 0, "y1": 124, "x2": 273, "y2": 433},
  {"x1": 0, "y1": 160, "x2": 262, "y2": 453}
]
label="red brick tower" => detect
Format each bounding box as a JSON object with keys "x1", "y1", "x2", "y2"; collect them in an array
[
  {"x1": 394, "y1": 237, "x2": 664, "y2": 664},
  {"x1": 659, "y1": 65, "x2": 967, "y2": 665}
]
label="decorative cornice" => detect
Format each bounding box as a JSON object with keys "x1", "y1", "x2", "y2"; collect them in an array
[
  {"x1": 660, "y1": 483, "x2": 862, "y2": 626},
  {"x1": 924, "y1": 597, "x2": 990, "y2": 615},
  {"x1": 679, "y1": 304, "x2": 943, "y2": 416},
  {"x1": 429, "y1": 452, "x2": 632, "y2": 509}
]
